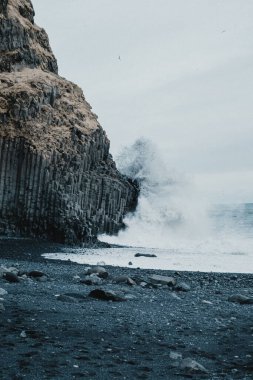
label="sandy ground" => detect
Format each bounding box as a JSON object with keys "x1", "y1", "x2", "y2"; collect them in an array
[{"x1": 0, "y1": 239, "x2": 252, "y2": 380}]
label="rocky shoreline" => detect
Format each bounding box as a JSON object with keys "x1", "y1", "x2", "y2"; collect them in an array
[{"x1": 0, "y1": 239, "x2": 252, "y2": 379}]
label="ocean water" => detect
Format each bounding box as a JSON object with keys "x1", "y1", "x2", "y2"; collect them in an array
[
  {"x1": 44, "y1": 140, "x2": 253, "y2": 273},
  {"x1": 43, "y1": 203, "x2": 253, "y2": 273}
]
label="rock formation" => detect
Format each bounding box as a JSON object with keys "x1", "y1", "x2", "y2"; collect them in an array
[{"x1": 0, "y1": 0, "x2": 138, "y2": 243}]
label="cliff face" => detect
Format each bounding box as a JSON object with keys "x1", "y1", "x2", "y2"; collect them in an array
[{"x1": 0, "y1": 0, "x2": 138, "y2": 243}]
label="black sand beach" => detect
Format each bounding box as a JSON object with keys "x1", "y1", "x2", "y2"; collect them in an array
[{"x1": 0, "y1": 239, "x2": 252, "y2": 379}]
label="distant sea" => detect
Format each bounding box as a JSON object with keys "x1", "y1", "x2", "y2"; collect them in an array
[{"x1": 212, "y1": 203, "x2": 253, "y2": 237}]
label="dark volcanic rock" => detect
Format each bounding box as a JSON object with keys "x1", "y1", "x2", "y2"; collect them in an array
[
  {"x1": 27, "y1": 270, "x2": 45, "y2": 278},
  {"x1": 134, "y1": 253, "x2": 157, "y2": 258},
  {"x1": 4, "y1": 271, "x2": 20, "y2": 282},
  {"x1": 88, "y1": 289, "x2": 126, "y2": 302},
  {"x1": 0, "y1": 0, "x2": 58, "y2": 73},
  {"x1": 228, "y1": 294, "x2": 253, "y2": 304},
  {"x1": 0, "y1": 0, "x2": 138, "y2": 244}
]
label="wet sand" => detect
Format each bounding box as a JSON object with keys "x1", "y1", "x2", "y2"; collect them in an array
[{"x1": 0, "y1": 239, "x2": 252, "y2": 379}]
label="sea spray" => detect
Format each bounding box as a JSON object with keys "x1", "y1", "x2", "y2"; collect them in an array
[
  {"x1": 44, "y1": 140, "x2": 253, "y2": 271},
  {"x1": 100, "y1": 138, "x2": 212, "y2": 248}
]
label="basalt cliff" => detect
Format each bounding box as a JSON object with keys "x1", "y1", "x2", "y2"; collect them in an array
[{"x1": 0, "y1": 0, "x2": 138, "y2": 243}]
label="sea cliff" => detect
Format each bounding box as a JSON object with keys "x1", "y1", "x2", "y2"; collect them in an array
[{"x1": 0, "y1": 0, "x2": 138, "y2": 243}]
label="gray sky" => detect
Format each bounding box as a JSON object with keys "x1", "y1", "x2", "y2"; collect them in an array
[{"x1": 33, "y1": 0, "x2": 253, "y2": 202}]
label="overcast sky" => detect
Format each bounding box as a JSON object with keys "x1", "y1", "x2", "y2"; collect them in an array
[{"x1": 33, "y1": 0, "x2": 253, "y2": 202}]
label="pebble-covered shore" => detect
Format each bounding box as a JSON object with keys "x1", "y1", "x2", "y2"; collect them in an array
[{"x1": 0, "y1": 239, "x2": 252, "y2": 379}]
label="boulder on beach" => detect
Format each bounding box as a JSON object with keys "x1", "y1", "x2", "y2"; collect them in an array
[
  {"x1": 84, "y1": 267, "x2": 109, "y2": 279},
  {"x1": 228, "y1": 294, "x2": 253, "y2": 304},
  {"x1": 149, "y1": 275, "x2": 177, "y2": 286},
  {"x1": 88, "y1": 289, "x2": 127, "y2": 302}
]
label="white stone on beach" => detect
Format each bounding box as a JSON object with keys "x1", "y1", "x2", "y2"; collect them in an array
[
  {"x1": 0, "y1": 288, "x2": 8, "y2": 296},
  {"x1": 180, "y1": 358, "x2": 208, "y2": 373},
  {"x1": 20, "y1": 331, "x2": 27, "y2": 338},
  {"x1": 0, "y1": 303, "x2": 5, "y2": 312}
]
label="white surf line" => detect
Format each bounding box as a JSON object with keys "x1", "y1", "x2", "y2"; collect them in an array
[{"x1": 43, "y1": 247, "x2": 253, "y2": 274}]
